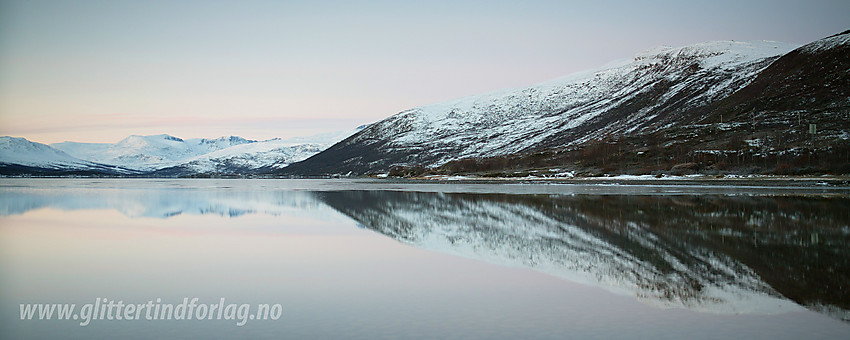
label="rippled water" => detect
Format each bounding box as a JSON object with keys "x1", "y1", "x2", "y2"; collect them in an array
[{"x1": 1, "y1": 178, "x2": 848, "y2": 339}]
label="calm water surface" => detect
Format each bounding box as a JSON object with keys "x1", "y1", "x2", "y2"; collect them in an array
[{"x1": 1, "y1": 178, "x2": 848, "y2": 339}]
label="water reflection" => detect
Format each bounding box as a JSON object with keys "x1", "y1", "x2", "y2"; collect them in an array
[
  {"x1": 0, "y1": 185, "x2": 330, "y2": 219},
  {"x1": 316, "y1": 191, "x2": 850, "y2": 321},
  {"x1": 2, "y1": 181, "x2": 848, "y2": 322}
]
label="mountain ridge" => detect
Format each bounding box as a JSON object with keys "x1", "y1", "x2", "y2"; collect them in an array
[
  {"x1": 280, "y1": 32, "x2": 849, "y2": 177},
  {"x1": 1, "y1": 129, "x2": 359, "y2": 176}
]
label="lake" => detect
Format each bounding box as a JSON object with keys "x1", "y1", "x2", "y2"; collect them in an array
[{"x1": 1, "y1": 178, "x2": 848, "y2": 339}]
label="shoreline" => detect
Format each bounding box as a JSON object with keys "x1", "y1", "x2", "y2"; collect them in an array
[
  {"x1": 2, "y1": 174, "x2": 850, "y2": 188},
  {"x1": 382, "y1": 174, "x2": 850, "y2": 188}
]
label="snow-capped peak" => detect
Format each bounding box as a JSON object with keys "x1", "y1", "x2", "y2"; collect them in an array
[
  {"x1": 51, "y1": 134, "x2": 257, "y2": 171},
  {"x1": 198, "y1": 136, "x2": 254, "y2": 145},
  {"x1": 0, "y1": 136, "x2": 128, "y2": 174},
  {"x1": 0, "y1": 137, "x2": 85, "y2": 167}
]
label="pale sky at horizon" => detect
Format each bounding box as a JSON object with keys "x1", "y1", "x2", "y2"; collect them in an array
[{"x1": 1, "y1": 0, "x2": 848, "y2": 144}]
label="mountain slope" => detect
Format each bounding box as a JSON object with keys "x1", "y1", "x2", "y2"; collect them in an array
[
  {"x1": 280, "y1": 40, "x2": 799, "y2": 175},
  {"x1": 281, "y1": 32, "x2": 850, "y2": 176},
  {"x1": 702, "y1": 30, "x2": 850, "y2": 137},
  {"x1": 0, "y1": 137, "x2": 135, "y2": 175}
]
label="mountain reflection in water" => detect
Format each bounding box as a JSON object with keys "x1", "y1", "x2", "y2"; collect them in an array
[
  {"x1": 2, "y1": 183, "x2": 847, "y2": 321},
  {"x1": 316, "y1": 191, "x2": 850, "y2": 321}
]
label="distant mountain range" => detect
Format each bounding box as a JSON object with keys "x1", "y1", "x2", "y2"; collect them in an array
[
  {"x1": 2, "y1": 31, "x2": 848, "y2": 177},
  {"x1": 0, "y1": 129, "x2": 359, "y2": 176}
]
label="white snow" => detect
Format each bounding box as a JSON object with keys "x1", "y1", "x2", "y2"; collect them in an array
[
  {"x1": 46, "y1": 128, "x2": 360, "y2": 173},
  {"x1": 362, "y1": 40, "x2": 800, "y2": 168},
  {"x1": 0, "y1": 136, "x2": 115, "y2": 171},
  {"x1": 175, "y1": 139, "x2": 325, "y2": 173},
  {"x1": 800, "y1": 31, "x2": 850, "y2": 53},
  {"x1": 1, "y1": 137, "x2": 83, "y2": 166},
  {"x1": 52, "y1": 134, "x2": 256, "y2": 171}
]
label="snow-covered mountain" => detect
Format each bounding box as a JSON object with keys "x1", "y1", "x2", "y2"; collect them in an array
[
  {"x1": 0, "y1": 137, "x2": 136, "y2": 175},
  {"x1": 282, "y1": 31, "x2": 850, "y2": 176},
  {"x1": 280, "y1": 40, "x2": 796, "y2": 175},
  {"x1": 3, "y1": 128, "x2": 360, "y2": 176},
  {"x1": 45, "y1": 129, "x2": 361, "y2": 175},
  {"x1": 153, "y1": 138, "x2": 327, "y2": 176},
  {"x1": 52, "y1": 134, "x2": 257, "y2": 171},
  {"x1": 151, "y1": 128, "x2": 362, "y2": 176}
]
